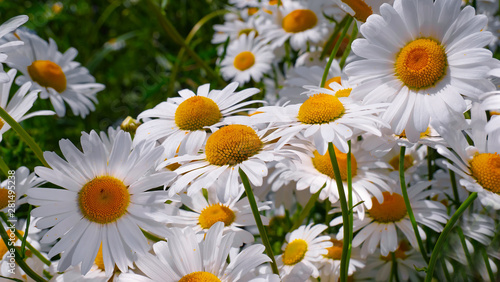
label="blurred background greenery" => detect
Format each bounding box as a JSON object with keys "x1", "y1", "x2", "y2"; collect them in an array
[{"x1": 0, "y1": 0, "x2": 228, "y2": 170}]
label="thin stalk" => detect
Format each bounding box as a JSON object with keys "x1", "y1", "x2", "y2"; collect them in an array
[
  {"x1": 20, "y1": 205, "x2": 31, "y2": 258},
  {"x1": 449, "y1": 170, "x2": 460, "y2": 207},
  {"x1": 425, "y1": 192, "x2": 478, "y2": 282},
  {"x1": 0, "y1": 221, "x2": 46, "y2": 281},
  {"x1": 427, "y1": 147, "x2": 434, "y2": 181},
  {"x1": 399, "y1": 146, "x2": 428, "y2": 262},
  {"x1": 146, "y1": 0, "x2": 226, "y2": 86},
  {"x1": 339, "y1": 22, "x2": 358, "y2": 69},
  {"x1": 290, "y1": 185, "x2": 325, "y2": 231},
  {"x1": 346, "y1": 140, "x2": 353, "y2": 263},
  {"x1": 320, "y1": 16, "x2": 353, "y2": 87},
  {"x1": 0, "y1": 107, "x2": 49, "y2": 168},
  {"x1": 0, "y1": 157, "x2": 10, "y2": 177},
  {"x1": 327, "y1": 143, "x2": 350, "y2": 282},
  {"x1": 239, "y1": 168, "x2": 279, "y2": 275},
  {"x1": 441, "y1": 260, "x2": 452, "y2": 281},
  {"x1": 456, "y1": 227, "x2": 473, "y2": 270},
  {"x1": 320, "y1": 16, "x2": 348, "y2": 60},
  {"x1": 390, "y1": 252, "x2": 399, "y2": 282},
  {"x1": 482, "y1": 248, "x2": 495, "y2": 282}
]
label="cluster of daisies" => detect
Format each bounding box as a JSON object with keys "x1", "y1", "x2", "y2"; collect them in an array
[{"x1": 1, "y1": 0, "x2": 500, "y2": 281}]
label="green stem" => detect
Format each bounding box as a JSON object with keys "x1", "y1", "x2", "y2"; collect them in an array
[
  {"x1": 390, "y1": 252, "x2": 399, "y2": 282},
  {"x1": 425, "y1": 192, "x2": 478, "y2": 282},
  {"x1": 327, "y1": 143, "x2": 350, "y2": 282},
  {"x1": 346, "y1": 140, "x2": 353, "y2": 265},
  {"x1": 238, "y1": 168, "x2": 279, "y2": 275},
  {"x1": 457, "y1": 227, "x2": 473, "y2": 269},
  {"x1": 399, "y1": 146, "x2": 428, "y2": 262},
  {"x1": 339, "y1": 22, "x2": 358, "y2": 69},
  {"x1": 427, "y1": 147, "x2": 434, "y2": 181},
  {"x1": 0, "y1": 220, "x2": 46, "y2": 281},
  {"x1": 320, "y1": 16, "x2": 353, "y2": 87},
  {"x1": 290, "y1": 185, "x2": 324, "y2": 231},
  {"x1": 20, "y1": 205, "x2": 31, "y2": 258},
  {"x1": 441, "y1": 260, "x2": 452, "y2": 281},
  {"x1": 449, "y1": 170, "x2": 460, "y2": 207},
  {"x1": 0, "y1": 157, "x2": 10, "y2": 177},
  {"x1": 146, "y1": 0, "x2": 226, "y2": 86},
  {"x1": 482, "y1": 248, "x2": 495, "y2": 282},
  {"x1": 320, "y1": 16, "x2": 348, "y2": 60},
  {"x1": 0, "y1": 107, "x2": 49, "y2": 168}
]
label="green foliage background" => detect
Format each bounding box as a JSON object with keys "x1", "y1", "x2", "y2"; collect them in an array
[{"x1": 0, "y1": 0, "x2": 227, "y2": 171}]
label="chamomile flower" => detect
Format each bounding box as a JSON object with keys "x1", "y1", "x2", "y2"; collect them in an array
[
  {"x1": 160, "y1": 124, "x2": 300, "y2": 201},
  {"x1": 28, "y1": 130, "x2": 177, "y2": 275},
  {"x1": 332, "y1": 181, "x2": 448, "y2": 257},
  {"x1": 1, "y1": 29, "x2": 105, "y2": 118},
  {"x1": 221, "y1": 32, "x2": 274, "y2": 84},
  {"x1": 252, "y1": 84, "x2": 388, "y2": 154},
  {"x1": 0, "y1": 15, "x2": 28, "y2": 83},
  {"x1": 346, "y1": 0, "x2": 497, "y2": 141},
  {"x1": 0, "y1": 69, "x2": 55, "y2": 142},
  {"x1": 134, "y1": 82, "x2": 261, "y2": 158},
  {"x1": 318, "y1": 236, "x2": 365, "y2": 282},
  {"x1": 276, "y1": 223, "x2": 332, "y2": 279},
  {"x1": 117, "y1": 222, "x2": 276, "y2": 281},
  {"x1": 0, "y1": 166, "x2": 44, "y2": 212},
  {"x1": 166, "y1": 188, "x2": 271, "y2": 246},
  {"x1": 49, "y1": 246, "x2": 111, "y2": 282},
  {"x1": 212, "y1": 16, "x2": 266, "y2": 45},
  {"x1": 262, "y1": 0, "x2": 330, "y2": 50}
]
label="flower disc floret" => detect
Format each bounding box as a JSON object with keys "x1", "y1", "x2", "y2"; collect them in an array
[
  {"x1": 369, "y1": 192, "x2": 407, "y2": 223},
  {"x1": 325, "y1": 239, "x2": 343, "y2": 260},
  {"x1": 282, "y1": 9, "x2": 318, "y2": 33},
  {"x1": 174, "y1": 96, "x2": 222, "y2": 131},
  {"x1": 282, "y1": 239, "x2": 308, "y2": 265},
  {"x1": 78, "y1": 176, "x2": 130, "y2": 224},
  {"x1": 205, "y1": 125, "x2": 263, "y2": 166},
  {"x1": 312, "y1": 148, "x2": 358, "y2": 181},
  {"x1": 27, "y1": 60, "x2": 67, "y2": 93},
  {"x1": 233, "y1": 51, "x2": 256, "y2": 71},
  {"x1": 0, "y1": 188, "x2": 10, "y2": 210},
  {"x1": 179, "y1": 271, "x2": 221, "y2": 282},
  {"x1": 341, "y1": 0, "x2": 373, "y2": 22},
  {"x1": 198, "y1": 203, "x2": 236, "y2": 229},
  {"x1": 470, "y1": 153, "x2": 500, "y2": 193},
  {"x1": 395, "y1": 38, "x2": 447, "y2": 90},
  {"x1": 298, "y1": 94, "x2": 345, "y2": 124}
]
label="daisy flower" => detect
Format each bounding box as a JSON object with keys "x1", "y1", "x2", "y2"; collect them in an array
[
  {"x1": 0, "y1": 15, "x2": 28, "y2": 83},
  {"x1": 161, "y1": 124, "x2": 301, "y2": 201},
  {"x1": 117, "y1": 222, "x2": 277, "y2": 281},
  {"x1": 212, "y1": 16, "x2": 267, "y2": 45},
  {"x1": 332, "y1": 181, "x2": 448, "y2": 257},
  {"x1": 262, "y1": 0, "x2": 330, "y2": 50},
  {"x1": 0, "y1": 165, "x2": 44, "y2": 212},
  {"x1": 166, "y1": 187, "x2": 271, "y2": 247},
  {"x1": 317, "y1": 236, "x2": 365, "y2": 282},
  {"x1": 27, "y1": 130, "x2": 177, "y2": 275},
  {"x1": 1, "y1": 29, "x2": 105, "y2": 117},
  {"x1": 436, "y1": 103, "x2": 500, "y2": 209},
  {"x1": 49, "y1": 246, "x2": 112, "y2": 282},
  {"x1": 134, "y1": 82, "x2": 261, "y2": 158},
  {"x1": 334, "y1": 0, "x2": 394, "y2": 22},
  {"x1": 0, "y1": 69, "x2": 55, "y2": 142},
  {"x1": 221, "y1": 32, "x2": 274, "y2": 84},
  {"x1": 345, "y1": 0, "x2": 497, "y2": 141},
  {"x1": 252, "y1": 83, "x2": 388, "y2": 154},
  {"x1": 276, "y1": 223, "x2": 332, "y2": 279}
]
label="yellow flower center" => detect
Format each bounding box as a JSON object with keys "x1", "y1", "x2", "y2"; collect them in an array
[
  {"x1": 198, "y1": 204, "x2": 236, "y2": 229},
  {"x1": 282, "y1": 9, "x2": 318, "y2": 33},
  {"x1": 247, "y1": 7, "x2": 259, "y2": 15},
  {"x1": 238, "y1": 28, "x2": 258, "y2": 37},
  {"x1": 205, "y1": 125, "x2": 263, "y2": 166},
  {"x1": 395, "y1": 38, "x2": 447, "y2": 90},
  {"x1": 233, "y1": 51, "x2": 255, "y2": 71},
  {"x1": 282, "y1": 239, "x2": 308, "y2": 265},
  {"x1": 341, "y1": 0, "x2": 373, "y2": 22},
  {"x1": 0, "y1": 230, "x2": 16, "y2": 258},
  {"x1": 175, "y1": 96, "x2": 222, "y2": 131},
  {"x1": 179, "y1": 272, "x2": 221, "y2": 282},
  {"x1": 298, "y1": 94, "x2": 345, "y2": 124},
  {"x1": 335, "y1": 88, "x2": 352, "y2": 98},
  {"x1": 369, "y1": 192, "x2": 407, "y2": 223},
  {"x1": 470, "y1": 153, "x2": 500, "y2": 193},
  {"x1": 0, "y1": 119, "x2": 4, "y2": 130},
  {"x1": 95, "y1": 243, "x2": 105, "y2": 271},
  {"x1": 311, "y1": 148, "x2": 358, "y2": 181},
  {"x1": 0, "y1": 188, "x2": 11, "y2": 210},
  {"x1": 389, "y1": 154, "x2": 414, "y2": 171},
  {"x1": 78, "y1": 176, "x2": 130, "y2": 224},
  {"x1": 324, "y1": 76, "x2": 342, "y2": 91},
  {"x1": 324, "y1": 239, "x2": 343, "y2": 260},
  {"x1": 27, "y1": 60, "x2": 67, "y2": 93},
  {"x1": 398, "y1": 127, "x2": 432, "y2": 139}
]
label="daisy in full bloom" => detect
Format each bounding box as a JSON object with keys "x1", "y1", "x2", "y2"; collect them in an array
[
  {"x1": 160, "y1": 123, "x2": 301, "y2": 201},
  {"x1": 332, "y1": 181, "x2": 448, "y2": 257},
  {"x1": 1, "y1": 29, "x2": 105, "y2": 117},
  {"x1": 166, "y1": 187, "x2": 271, "y2": 246},
  {"x1": 276, "y1": 223, "x2": 332, "y2": 280},
  {"x1": 252, "y1": 83, "x2": 388, "y2": 154},
  {"x1": 0, "y1": 15, "x2": 28, "y2": 82},
  {"x1": 0, "y1": 165, "x2": 44, "y2": 212},
  {"x1": 117, "y1": 222, "x2": 278, "y2": 281},
  {"x1": 437, "y1": 103, "x2": 500, "y2": 209},
  {"x1": 262, "y1": 0, "x2": 330, "y2": 50},
  {"x1": 221, "y1": 32, "x2": 275, "y2": 84},
  {"x1": 28, "y1": 130, "x2": 178, "y2": 275},
  {"x1": 134, "y1": 82, "x2": 261, "y2": 158},
  {"x1": 0, "y1": 69, "x2": 55, "y2": 142},
  {"x1": 345, "y1": 0, "x2": 498, "y2": 141}
]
